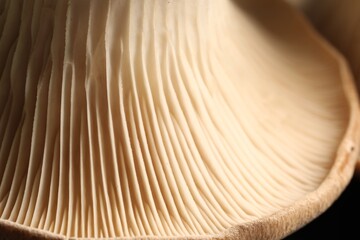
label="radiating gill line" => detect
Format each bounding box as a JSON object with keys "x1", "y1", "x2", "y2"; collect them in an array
[
  {"x1": 42, "y1": 131, "x2": 60, "y2": 232},
  {"x1": 128, "y1": 14, "x2": 170, "y2": 235},
  {"x1": 192, "y1": 19, "x2": 272, "y2": 206},
  {"x1": 30, "y1": 63, "x2": 54, "y2": 229},
  {"x1": 168, "y1": 40, "x2": 256, "y2": 220},
  {"x1": 123, "y1": 2, "x2": 153, "y2": 236},
  {"x1": 20, "y1": 52, "x2": 51, "y2": 227},
  {"x1": 91, "y1": 1, "x2": 117, "y2": 236},
  {"x1": 170, "y1": 116, "x2": 250, "y2": 221},
  {"x1": 207, "y1": 52, "x2": 308, "y2": 196},
  {"x1": 0, "y1": 115, "x2": 22, "y2": 219},
  {"x1": 186, "y1": 70, "x2": 280, "y2": 212},
  {"x1": 41, "y1": 0, "x2": 66, "y2": 233},
  {"x1": 0, "y1": 3, "x2": 31, "y2": 198},
  {"x1": 66, "y1": 1, "x2": 90, "y2": 232},
  {"x1": 96, "y1": 85, "x2": 119, "y2": 237},
  {"x1": 158, "y1": 51, "x2": 205, "y2": 234},
  {"x1": 126, "y1": 39, "x2": 156, "y2": 236},
  {"x1": 55, "y1": 64, "x2": 71, "y2": 235},
  {"x1": 165, "y1": 56, "x2": 242, "y2": 232},
  {"x1": 163, "y1": 45, "x2": 241, "y2": 229},
  {"x1": 142, "y1": 5, "x2": 193, "y2": 235},
  {"x1": 141, "y1": 17, "x2": 202, "y2": 235},
  {"x1": 104, "y1": 6, "x2": 127, "y2": 237},
  {"x1": 176, "y1": 41, "x2": 268, "y2": 218},
  {"x1": 157, "y1": 47, "x2": 226, "y2": 233},
  {"x1": 14, "y1": 2, "x2": 54, "y2": 224},
  {"x1": 110, "y1": 44, "x2": 129, "y2": 237},
  {"x1": 140, "y1": 74, "x2": 176, "y2": 235},
  {"x1": 133, "y1": 30, "x2": 173, "y2": 236},
  {"x1": 51, "y1": 0, "x2": 73, "y2": 234},
  {"x1": 118, "y1": 94, "x2": 141, "y2": 236},
  {"x1": 128, "y1": 99, "x2": 157, "y2": 236},
  {"x1": 141, "y1": 100, "x2": 200, "y2": 236},
  {"x1": 79, "y1": 111, "x2": 90, "y2": 237},
  {"x1": 194, "y1": 45, "x2": 304, "y2": 208},
  {"x1": 26, "y1": 12, "x2": 55, "y2": 227}
]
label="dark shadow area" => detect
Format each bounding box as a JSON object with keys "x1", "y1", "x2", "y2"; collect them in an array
[{"x1": 285, "y1": 174, "x2": 360, "y2": 239}]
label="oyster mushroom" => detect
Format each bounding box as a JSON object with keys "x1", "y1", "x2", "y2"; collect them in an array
[
  {"x1": 288, "y1": 0, "x2": 360, "y2": 173},
  {"x1": 0, "y1": 0, "x2": 359, "y2": 239}
]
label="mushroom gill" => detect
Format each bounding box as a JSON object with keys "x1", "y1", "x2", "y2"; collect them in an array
[
  {"x1": 288, "y1": 0, "x2": 360, "y2": 173},
  {"x1": 0, "y1": 0, "x2": 359, "y2": 239}
]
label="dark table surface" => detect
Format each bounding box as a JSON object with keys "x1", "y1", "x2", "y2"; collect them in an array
[{"x1": 285, "y1": 174, "x2": 360, "y2": 239}]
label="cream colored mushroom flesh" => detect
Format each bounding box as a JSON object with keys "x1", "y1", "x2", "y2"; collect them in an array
[
  {"x1": 288, "y1": 0, "x2": 360, "y2": 173},
  {"x1": 0, "y1": 0, "x2": 359, "y2": 239}
]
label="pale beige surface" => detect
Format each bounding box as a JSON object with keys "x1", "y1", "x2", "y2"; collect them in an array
[
  {"x1": 288, "y1": 0, "x2": 360, "y2": 172},
  {"x1": 0, "y1": 0, "x2": 359, "y2": 239}
]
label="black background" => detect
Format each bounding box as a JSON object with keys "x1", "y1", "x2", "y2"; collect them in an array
[{"x1": 285, "y1": 174, "x2": 360, "y2": 239}]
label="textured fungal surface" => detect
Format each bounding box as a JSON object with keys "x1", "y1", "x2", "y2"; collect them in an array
[
  {"x1": 288, "y1": 0, "x2": 360, "y2": 172},
  {"x1": 0, "y1": 0, "x2": 352, "y2": 238},
  {"x1": 289, "y1": 0, "x2": 360, "y2": 90}
]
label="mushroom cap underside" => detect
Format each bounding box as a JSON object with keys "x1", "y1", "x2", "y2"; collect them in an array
[{"x1": 0, "y1": 0, "x2": 359, "y2": 239}]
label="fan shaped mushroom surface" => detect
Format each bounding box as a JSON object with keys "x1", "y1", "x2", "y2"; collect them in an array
[{"x1": 0, "y1": 0, "x2": 359, "y2": 239}]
